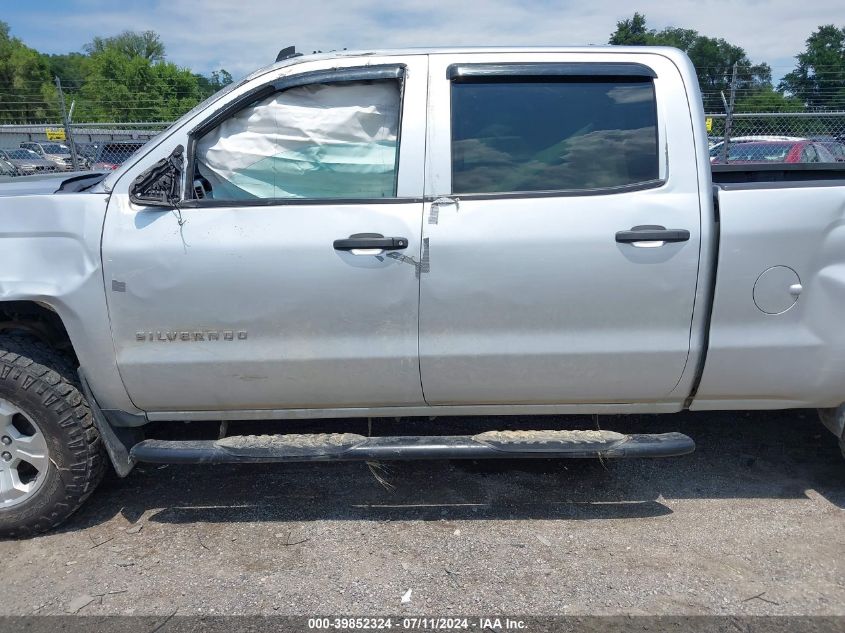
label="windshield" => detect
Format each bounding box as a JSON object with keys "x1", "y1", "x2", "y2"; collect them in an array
[
  {"x1": 726, "y1": 143, "x2": 793, "y2": 162},
  {"x1": 822, "y1": 142, "x2": 845, "y2": 158},
  {"x1": 8, "y1": 149, "x2": 41, "y2": 160},
  {"x1": 41, "y1": 143, "x2": 70, "y2": 154}
]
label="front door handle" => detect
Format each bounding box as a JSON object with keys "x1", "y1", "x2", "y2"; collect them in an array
[
  {"x1": 615, "y1": 225, "x2": 690, "y2": 244},
  {"x1": 333, "y1": 233, "x2": 409, "y2": 251}
]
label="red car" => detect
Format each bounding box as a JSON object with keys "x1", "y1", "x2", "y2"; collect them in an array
[{"x1": 716, "y1": 140, "x2": 837, "y2": 164}]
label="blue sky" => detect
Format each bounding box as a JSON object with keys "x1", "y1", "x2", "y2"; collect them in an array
[{"x1": 2, "y1": 0, "x2": 840, "y2": 80}]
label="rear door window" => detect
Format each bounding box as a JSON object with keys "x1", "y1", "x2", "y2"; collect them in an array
[{"x1": 450, "y1": 77, "x2": 659, "y2": 194}]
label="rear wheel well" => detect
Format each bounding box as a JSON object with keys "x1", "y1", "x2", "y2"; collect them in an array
[{"x1": 0, "y1": 301, "x2": 77, "y2": 366}]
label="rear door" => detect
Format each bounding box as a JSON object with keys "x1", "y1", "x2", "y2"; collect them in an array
[{"x1": 420, "y1": 52, "x2": 703, "y2": 405}]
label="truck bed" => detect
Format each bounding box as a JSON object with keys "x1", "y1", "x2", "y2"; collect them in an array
[{"x1": 694, "y1": 165, "x2": 845, "y2": 410}]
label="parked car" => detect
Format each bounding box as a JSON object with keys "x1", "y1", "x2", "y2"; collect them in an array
[
  {"x1": 18, "y1": 141, "x2": 83, "y2": 171},
  {"x1": 708, "y1": 135, "x2": 805, "y2": 161},
  {"x1": 0, "y1": 157, "x2": 19, "y2": 177},
  {"x1": 713, "y1": 140, "x2": 837, "y2": 164},
  {"x1": 75, "y1": 142, "x2": 101, "y2": 164},
  {"x1": 818, "y1": 140, "x2": 845, "y2": 162},
  {"x1": 0, "y1": 148, "x2": 61, "y2": 174},
  {"x1": 2, "y1": 46, "x2": 845, "y2": 536},
  {"x1": 92, "y1": 141, "x2": 146, "y2": 170}
]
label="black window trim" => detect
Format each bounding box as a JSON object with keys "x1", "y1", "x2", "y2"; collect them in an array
[
  {"x1": 447, "y1": 179, "x2": 666, "y2": 201},
  {"x1": 448, "y1": 65, "x2": 662, "y2": 197},
  {"x1": 447, "y1": 62, "x2": 658, "y2": 81},
  {"x1": 183, "y1": 64, "x2": 408, "y2": 207}
]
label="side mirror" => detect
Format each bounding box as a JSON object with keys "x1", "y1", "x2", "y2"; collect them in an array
[{"x1": 129, "y1": 145, "x2": 184, "y2": 207}]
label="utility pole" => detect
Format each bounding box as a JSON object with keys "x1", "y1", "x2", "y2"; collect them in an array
[
  {"x1": 720, "y1": 63, "x2": 739, "y2": 165},
  {"x1": 55, "y1": 76, "x2": 80, "y2": 172}
]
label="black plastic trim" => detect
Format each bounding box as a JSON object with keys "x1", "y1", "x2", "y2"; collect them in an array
[
  {"x1": 130, "y1": 432, "x2": 695, "y2": 464},
  {"x1": 55, "y1": 172, "x2": 108, "y2": 193},
  {"x1": 447, "y1": 62, "x2": 657, "y2": 81},
  {"x1": 615, "y1": 226, "x2": 690, "y2": 243},
  {"x1": 129, "y1": 145, "x2": 184, "y2": 207},
  {"x1": 715, "y1": 179, "x2": 845, "y2": 190},
  {"x1": 333, "y1": 234, "x2": 409, "y2": 250},
  {"x1": 275, "y1": 46, "x2": 302, "y2": 63},
  {"x1": 450, "y1": 179, "x2": 665, "y2": 200},
  {"x1": 683, "y1": 185, "x2": 721, "y2": 409},
  {"x1": 712, "y1": 162, "x2": 845, "y2": 184},
  {"x1": 78, "y1": 370, "x2": 137, "y2": 478},
  {"x1": 190, "y1": 65, "x2": 405, "y2": 139},
  {"x1": 179, "y1": 196, "x2": 424, "y2": 209}
]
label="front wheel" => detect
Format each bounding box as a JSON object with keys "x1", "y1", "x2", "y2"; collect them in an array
[{"x1": 0, "y1": 335, "x2": 105, "y2": 537}]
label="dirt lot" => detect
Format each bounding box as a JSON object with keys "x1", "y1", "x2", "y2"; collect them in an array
[{"x1": 1, "y1": 409, "x2": 843, "y2": 617}]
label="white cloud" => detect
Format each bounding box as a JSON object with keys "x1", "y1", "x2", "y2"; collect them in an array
[{"x1": 28, "y1": 0, "x2": 845, "y2": 78}]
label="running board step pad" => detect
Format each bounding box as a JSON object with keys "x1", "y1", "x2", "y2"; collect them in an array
[{"x1": 130, "y1": 430, "x2": 694, "y2": 464}]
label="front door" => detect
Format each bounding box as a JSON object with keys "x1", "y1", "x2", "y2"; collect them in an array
[
  {"x1": 103, "y1": 56, "x2": 428, "y2": 413},
  {"x1": 419, "y1": 53, "x2": 703, "y2": 405}
]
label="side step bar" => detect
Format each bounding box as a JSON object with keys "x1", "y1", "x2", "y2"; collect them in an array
[{"x1": 130, "y1": 430, "x2": 694, "y2": 464}]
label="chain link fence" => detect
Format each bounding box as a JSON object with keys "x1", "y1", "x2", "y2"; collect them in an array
[
  {"x1": 0, "y1": 121, "x2": 170, "y2": 177},
  {"x1": 3, "y1": 112, "x2": 845, "y2": 178},
  {"x1": 706, "y1": 111, "x2": 845, "y2": 163}
]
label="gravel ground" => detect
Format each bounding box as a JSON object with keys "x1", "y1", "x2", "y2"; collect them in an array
[{"x1": 1, "y1": 409, "x2": 843, "y2": 617}]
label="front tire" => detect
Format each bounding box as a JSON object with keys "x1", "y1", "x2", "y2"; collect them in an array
[{"x1": 0, "y1": 335, "x2": 105, "y2": 537}]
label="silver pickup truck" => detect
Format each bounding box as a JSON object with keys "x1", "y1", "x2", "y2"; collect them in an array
[{"x1": 1, "y1": 46, "x2": 844, "y2": 536}]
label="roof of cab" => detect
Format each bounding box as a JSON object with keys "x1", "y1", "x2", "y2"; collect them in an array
[{"x1": 257, "y1": 45, "x2": 689, "y2": 76}]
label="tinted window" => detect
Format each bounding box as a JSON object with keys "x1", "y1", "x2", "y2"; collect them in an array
[
  {"x1": 451, "y1": 78, "x2": 659, "y2": 194},
  {"x1": 195, "y1": 79, "x2": 401, "y2": 200},
  {"x1": 826, "y1": 143, "x2": 845, "y2": 159},
  {"x1": 41, "y1": 143, "x2": 69, "y2": 154},
  {"x1": 815, "y1": 144, "x2": 837, "y2": 162},
  {"x1": 803, "y1": 146, "x2": 819, "y2": 163}
]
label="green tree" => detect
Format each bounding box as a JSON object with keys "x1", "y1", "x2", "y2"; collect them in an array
[
  {"x1": 195, "y1": 68, "x2": 233, "y2": 99},
  {"x1": 608, "y1": 12, "x2": 649, "y2": 45},
  {"x1": 43, "y1": 52, "x2": 89, "y2": 95},
  {"x1": 0, "y1": 23, "x2": 235, "y2": 124},
  {"x1": 735, "y1": 87, "x2": 803, "y2": 114},
  {"x1": 85, "y1": 30, "x2": 165, "y2": 62},
  {"x1": 609, "y1": 14, "x2": 772, "y2": 112},
  {"x1": 0, "y1": 21, "x2": 55, "y2": 123},
  {"x1": 779, "y1": 25, "x2": 845, "y2": 110},
  {"x1": 730, "y1": 87, "x2": 808, "y2": 135},
  {"x1": 76, "y1": 31, "x2": 204, "y2": 121}
]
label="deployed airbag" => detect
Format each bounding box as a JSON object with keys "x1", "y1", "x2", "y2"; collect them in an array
[{"x1": 196, "y1": 80, "x2": 400, "y2": 200}]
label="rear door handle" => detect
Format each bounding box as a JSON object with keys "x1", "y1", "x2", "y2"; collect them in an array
[
  {"x1": 333, "y1": 233, "x2": 409, "y2": 251},
  {"x1": 615, "y1": 225, "x2": 690, "y2": 244}
]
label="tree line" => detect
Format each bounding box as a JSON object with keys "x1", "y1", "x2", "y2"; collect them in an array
[
  {"x1": 0, "y1": 23, "x2": 232, "y2": 123},
  {"x1": 609, "y1": 13, "x2": 845, "y2": 113},
  {"x1": 0, "y1": 16, "x2": 843, "y2": 124}
]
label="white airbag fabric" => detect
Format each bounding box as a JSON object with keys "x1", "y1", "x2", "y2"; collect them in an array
[{"x1": 196, "y1": 81, "x2": 400, "y2": 200}]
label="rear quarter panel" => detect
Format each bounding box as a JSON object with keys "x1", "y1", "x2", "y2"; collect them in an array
[{"x1": 694, "y1": 182, "x2": 845, "y2": 409}]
